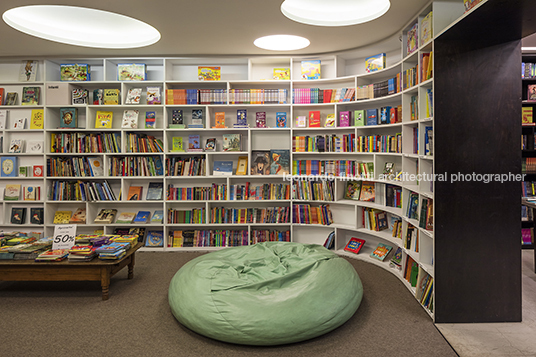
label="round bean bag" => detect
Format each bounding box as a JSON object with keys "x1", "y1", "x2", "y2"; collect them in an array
[{"x1": 168, "y1": 241, "x2": 363, "y2": 345}]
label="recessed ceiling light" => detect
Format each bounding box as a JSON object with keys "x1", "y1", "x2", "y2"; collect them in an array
[
  {"x1": 2, "y1": 5, "x2": 161, "y2": 48},
  {"x1": 254, "y1": 35, "x2": 310, "y2": 51},
  {"x1": 281, "y1": 0, "x2": 391, "y2": 26}
]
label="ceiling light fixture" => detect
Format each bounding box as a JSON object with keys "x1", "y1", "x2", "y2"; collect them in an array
[
  {"x1": 281, "y1": 0, "x2": 391, "y2": 27},
  {"x1": 254, "y1": 35, "x2": 310, "y2": 51},
  {"x1": 2, "y1": 5, "x2": 161, "y2": 49}
]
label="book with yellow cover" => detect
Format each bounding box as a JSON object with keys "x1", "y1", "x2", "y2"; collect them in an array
[
  {"x1": 95, "y1": 111, "x2": 113, "y2": 129},
  {"x1": 53, "y1": 210, "x2": 72, "y2": 224},
  {"x1": 30, "y1": 109, "x2": 44, "y2": 129},
  {"x1": 273, "y1": 68, "x2": 290, "y2": 80},
  {"x1": 103, "y1": 89, "x2": 120, "y2": 105},
  {"x1": 198, "y1": 66, "x2": 221, "y2": 81}
]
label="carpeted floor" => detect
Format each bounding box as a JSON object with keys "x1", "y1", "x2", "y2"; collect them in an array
[{"x1": 0, "y1": 251, "x2": 457, "y2": 357}]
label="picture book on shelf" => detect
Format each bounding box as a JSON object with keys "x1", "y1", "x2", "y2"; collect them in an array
[
  {"x1": 308, "y1": 111, "x2": 320, "y2": 127},
  {"x1": 19, "y1": 60, "x2": 38, "y2": 82},
  {"x1": 121, "y1": 109, "x2": 139, "y2": 129},
  {"x1": 370, "y1": 242, "x2": 393, "y2": 261},
  {"x1": 171, "y1": 137, "x2": 184, "y2": 152},
  {"x1": 115, "y1": 212, "x2": 136, "y2": 224},
  {"x1": 72, "y1": 88, "x2": 89, "y2": 104},
  {"x1": 33, "y1": 165, "x2": 43, "y2": 177},
  {"x1": 21, "y1": 87, "x2": 40, "y2": 105},
  {"x1": 151, "y1": 210, "x2": 164, "y2": 223},
  {"x1": 5, "y1": 92, "x2": 17, "y2": 105},
  {"x1": 146, "y1": 182, "x2": 163, "y2": 200},
  {"x1": 365, "y1": 53, "x2": 386, "y2": 73},
  {"x1": 205, "y1": 138, "x2": 216, "y2": 151},
  {"x1": 146, "y1": 86, "x2": 161, "y2": 104},
  {"x1": 69, "y1": 208, "x2": 87, "y2": 224},
  {"x1": 213, "y1": 160, "x2": 233, "y2": 176},
  {"x1": 236, "y1": 109, "x2": 247, "y2": 127},
  {"x1": 118, "y1": 63, "x2": 147, "y2": 81},
  {"x1": 30, "y1": 207, "x2": 44, "y2": 224},
  {"x1": 344, "y1": 237, "x2": 366, "y2": 254},
  {"x1": 60, "y1": 63, "x2": 90, "y2": 81},
  {"x1": 251, "y1": 151, "x2": 270, "y2": 175},
  {"x1": 1, "y1": 156, "x2": 18, "y2": 177},
  {"x1": 198, "y1": 66, "x2": 221, "y2": 81},
  {"x1": 188, "y1": 134, "x2": 202, "y2": 151},
  {"x1": 93, "y1": 89, "x2": 103, "y2": 105},
  {"x1": 389, "y1": 247, "x2": 403, "y2": 270},
  {"x1": 4, "y1": 184, "x2": 21, "y2": 200},
  {"x1": 339, "y1": 111, "x2": 350, "y2": 127},
  {"x1": 236, "y1": 156, "x2": 248, "y2": 176},
  {"x1": 94, "y1": 209, "x2": 117, "y2": 224},
  {"x1": 383, "y1": 162, "x2": 395, "y2": 176},
  {"x1": 145, "y1": 230, "x2": 164, "y2": 247},
  {"x1": 59, "y1": 107, "x2": 78, "y2": 128},
  {"x1": 344, "y1": 181, "x2": 362, "y2": 200},
  {"x1": 359, "y1": 181, "x2": 375, "y2": 202},
  {"x1": 11, "y1": 207, "x2": 26, "y2": 224},
  {"x1": 407, "y1": 22, "x2": 418, "y2": 55},
  {"x1": 256, "y1": 112, "x2": 267, "y2": 128},
  {"x1": 325, "y1": 113, "x2": 335, "y2": 127},
  {"x1": 301, "y1": 60, "x2": 321, "y2": 80},
  {"x1": 354, "y1": 110, "x2": 365, "y2": 126},
  {"x1": 12, "y1": 116, "x2": 26, "y2": 129},
  {"x1": 103, "y1": 89, "x2": 120, "y2": 105},
  {"x1": 528, "y1": 85, "x2": 536, "y2": 102},
  {"x1": 222, "y1": 134, "x2": 241, "y2": 151},
  {"x1": 95, "y1": 111, "x2": 113, "y2": 129},
  {"x1": 9, "y1": 139, "x2": 24, "y2": 153},
  {"x1": 276, "y1": 112, "x2": 287, "y2": 128},
  {"x1": 133, "y1": 211, "x2": 151, "y2": 223},
  {"x1": 0, "y1": 109, "x2": 6, "y2": 129},
  {"x1": 420, "y1": 11, "x2": 433, "y2": 45},
  {"x1": 190, "y1": 109, "x2": 204, "y2": 128},
  {"x1": 53, "y1": 210, "x2": 72, "y2": 224},
  {"x1": 26, "y1": 140, "x2": 43, "y2": 154},
  {"x1": 366, "y1": 108, "x2": 378, "y2": 126},
  {"x1": 23, "y1": 186, "x2": 38, "y2": 200},
  {"x1": 145, "y1": 111, "x2": 156, "y2": 128},
  {"x1": 273, "y1": 68, "x2": 290, "y2": 80},
  {"x1": 30, "y1": 109, "x2": 44, "y2": 129},
  {"x1": 125, "y1": 88, "x2": 142, "y2": 104},
  {"x1": 296, "y1": 115, "x2": 306, "y2": 128},
  {"x1": 269, "y1": 149, "x2": 290, "y2": 175},
  {"x1": 213, "y1": 111, "x2": 226, "y2": 128},
  {"x1": 171, "y1": 109, "x2": 183, "y2": 126},
  {"x1": 87, "y1": 157, "x2": 103, "y2": 176},
  {"x1": 127, "y1": 186, "x2": 143, "y2": 201}
]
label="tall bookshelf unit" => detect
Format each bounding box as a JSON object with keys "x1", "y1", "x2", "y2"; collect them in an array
[{"x1": 0, "y1": 0, "x2": 532, "y2": 323}]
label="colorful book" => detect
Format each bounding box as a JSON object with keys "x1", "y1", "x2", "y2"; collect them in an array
[
  {"x1": 365, "y1": 53, "x2": 386, "y2": 73},
  {"x1": 296, "y1": 115, "x2": 306, "y2": 128},
  {"x1": 276, "y1": 112, "x2": 287, "y2": 128},
  {"x1": 198, "y1": 66, "x2": 221, "y2": 81},
  {"x1": 145, "y1": 230, "x2": 164, "y2": 247},
  {"x1": 359, "y1": 182, "x2": 375, "y2": 202},
  {"x1": 127, "y1": 186, "x2": 143, "y2": 201},
  {"x1": 407, "y1": 22, "x2": 418, "y2": 55},
  {"x1": 236, "y1": 156, "x2": 248, "y2": 176},
  {"x1": 420, "y1": 11, "x2": 433, "y2": 45},
  {"x1": 1, "y1": 156, "x2": 18, "y2": 177},
  {"x1": 125, "y1": 88, "x2": 142, "y2": 104},
  {"x1": 344, "y1": 181, "x2": 362, "y2": 200},
  {"x1": 69, "y1": 208, "x2": 87, "y2": 224},
  {"x1": 19, "y1": 60, "x2": 38, "y2": 82},
  {"x1": 95, "y1": 111, "x2": 113, "y2": 129},
  {"x1": 344, "y1": 237, "x2": 366, "y2": 254},
  {"x1": 60, "y1": 63, "x2": 90, "y2": 81},
  {"x1": 115, "y1": 212, "x2": 136, "y2": 224},
  {"x1": 251, "y1": 151, "x2": 270, "y2": 175},
  {"x1": 103, "y1": 89, "x2": 120, "y2": 105},
  {"x1": 133, "y1": 211, "x2": 151, "y2": 223},
  {"x1": 354, "y1": 110, "x2": 365, "y2": 126},
  {"x1": 151, "y1": 210, "x2": 164, "y2": 223},
  {"x1": 4, "y1": 184, "x2": 21, "y2": 200},
  {"x1": 94, "y1": 209, "x2": 117, "y2": 224},
  {"x1": 30, "y1": 109, "x2": 44, "y2": 129},
  {"x1": 236, "y1": 109, "x2": 247, "y2": 127},
  {"x1": 118, "y1": 63, "x2": 146, "y2": 81},
  {"x1": 205, "y1": 138, "x2": 216, "y2": 151},
  {"x1": 72, "y1": 88, "x2": 89, "y2": 104},
  {"x1": 59, "y1": 107, "x2": 78, "y2": 128},
  {"x1": 145, "y1": 111, "x2": 156, "y2": 128},
  {"x1": 146, "y1": 182, "x2": 163, "y2": 200},
  {"x1": 121, "y1": 109, "x2": 139, "y2": 129},
  {"x1": 191, "y1": 109, "x2": 204, "y2": 128},
  {"x1": 213, "y1": 161, "x2": 233, "y2": 176},
  {"x1": 53, "y1": 210, "x2": 72, "y2": 224},
  {"x1": 214, "y1": 111, "x2": 226, "y2": 128},
  {"x1": 273, "y1": 68, "x2": 290, "y2": 80},
  {"x1": 366, "y1": 109, "x2": 378, "y2": 126},
  {"x1": 146, "y1": 86, "x2": 161, "y2": 104},
  {"x1": 256, "y1": 112, "x2": 267, "y2": 128},
  {"x1": 171, "y1": 137, "x2": 184, "y2": 152},
  {"x1": 301, "y1": 60, "x2": 321, "y2": 80},
  {"x1": 222, "y1": 134, "x2": 241, "y2": 151},
  {"x1": 21, "y1": 87, "x2": 40, "y2": 105},
  {"x1": 188, "y1": 134, "x2": 201, "y2": 151},
  {"x1": 308, "y1": 111, "x2": 321, "y2": 127},
  {"x1": 325, "y1": 113, "x2": 335, "y2": 127},
  {"x1": 269, "y1": 149, "x2": 290, "y2": 175},
  {"x1": 370, "y1": 243, "x2": 393, "y2": 261},
  {"x1": 339, "y1": 111, "x2": 350, "y2": 127}
]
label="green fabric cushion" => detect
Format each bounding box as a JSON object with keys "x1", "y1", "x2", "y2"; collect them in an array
[{"x1": 168, "y1": 241, "x2": 363, "y2": 345}]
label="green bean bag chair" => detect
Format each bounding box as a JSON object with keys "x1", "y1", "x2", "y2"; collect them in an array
[{"x1": 168, "y1": 241, "x2": 363, "y2": 345}]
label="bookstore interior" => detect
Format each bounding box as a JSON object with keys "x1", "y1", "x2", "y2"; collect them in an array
[{"x1": 1, "y1": 0, "x2": 535, "y2": 348}]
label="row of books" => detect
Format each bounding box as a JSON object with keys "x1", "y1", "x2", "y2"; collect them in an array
[
  {"x1": 292, "y1": 203, "x2": 334, "y2": 225},
  {"x1": 109, "y1": 156, "x2": 164, "y2": 176},
  {"x1": 165, "y1": 156, "x2": 206, "y2": 176},
  {"x1": 355, "y1": 133, "x2": 402, "y2": 153},
  {"x1": 522, "y1": 181, "x2": 536, "y2": 197},
  {"x1": 210, "y1": 206, "x2": 291, "y2": 224},
  {"x1": 418, "y1": 197, "x2": 434, "y2": 231},
  {"x1": 166, "y1": 89, "x2": 224, "y2": 105},
  {"x1": 49, "y1": 180, "x2": 117, "y2": 201},
  {"x1": 523, "y1": 62, "x2": 536, "y2": 79},
  {"x1": 362, "y1": 208, "x2": 390, "y2": 231},
  {"x1": 168, "y1": 229, "x2": 249, "y2": 248},
  {"x1": 292, "y1": 180, "x2": 334, "y2": 201},
  {"x1": 292, "y1": 87, "x2": 355, "y2": 104},
  {"x1": 292, "y1": 159, "x2": 374, "y2": 177},
  {"x1": 402, "y1": 65, "x2": 419, "y2": 90},
  {"x1": 167, "y1": 184, "x2": 227, "y2": 201},
  {"x1": 125, "y1": 133, "x2": 164, "y2": 153},
  {"x1": 168, "y1": 208, "x2": 206, "y2": 224},
  {"x1": 165, "y1": 89, "x2": 290, "y2": 105},
  {"x1": 523, "y1": 157, "x2": 536, "y2": 174},
  {"x1": 229, "y1": 182, "x2": 291, "y2": 201},
  {"x1": 50, "y1": 132, "x2": 121, "y2": 153},
  {"x1": 250, "y1": 229, "x2": 291, "y2": 244},
  {"x1": 228, "y1": 89, "x2": 288, "y2": 104},
  {"x1": 386, "y1": 184, "x2": 403, "y2": 208},
  {"x1": 343, "y1": 181, "x2": 376, "y2": 202},
  {"x1": 293, "y1": 134, "x2": 356, "y2": 153},
  {"x1": 47, "y1": 156, "x2": 103, "y2": 177}
]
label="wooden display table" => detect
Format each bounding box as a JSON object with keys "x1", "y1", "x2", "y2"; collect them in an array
[{"x1": 0, "y1": 243, "x2": 143, "y2": 300}]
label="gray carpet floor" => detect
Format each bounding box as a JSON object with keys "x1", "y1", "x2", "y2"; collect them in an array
[{"x1": 0, "y1": 251, "x2": 457, "y2": 357}]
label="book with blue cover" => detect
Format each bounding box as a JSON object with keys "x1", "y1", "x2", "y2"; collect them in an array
[
  {"x1": 146, "y1": 182, "x2": 163, "y2": 200},
  {"x1": 366, "y1": 109, "x2": 378, "y2": 126},
  {"x1": 133, "y1": 211, "x2": 151, "y2": 223},
  {"x1": 145, "y1": 230, "x2": 164, "y2": 247},
  {"x1": 213, "y1": 161, "x2": 233, "y2": 176}
]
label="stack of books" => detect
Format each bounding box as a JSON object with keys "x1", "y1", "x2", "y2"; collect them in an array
[
  {"x1": 95, "y1": 242, "x2": 130, "y2": 260},
  {"x1": 68, "y1": 245, "x2": 97, "y2": 261},
  {"x1": 35, "y1": 249, "x2": 70, "y2": 262}
]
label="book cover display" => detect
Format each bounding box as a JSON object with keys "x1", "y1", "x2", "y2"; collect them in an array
[
  {"x1": 251, "y1": 151, "x2": 270, "y2": 175},
  {"x1": 117, "y1": 63, "x2": 147, "y2": 81},
  {"x1": 59, "y1": 107, "x2": 78, "y2": 128},
  {"x1": 301, "y1": 60, "x2": 321, "y2": 80},
  {"x1": 269, "y1": 149, "x2": 290, "y2": 175},
  {"x1": 276, "y1": 112, "x2": 287, "y2": 128},
  {"x1": 365, "y1": 53, "x2": 386, "y2": 73},
  {"x1": 198, "y1": 66, "x2": 221, "y2": 81},
  {"x1": 273, "y1": 68, "x2": 290, "y2": 80},
  {"x1": 60, "y1": 63, "x2": 90, "y2": 81},
  {"x1": 344, "y1": 237, "x2": 366, "y2": 254},
  {"x1": 19, "y1": 60, "x2": 37, "y2": 82},
  {"x1": 407, "y1": 23, "x2": 418, "y2": 55}
]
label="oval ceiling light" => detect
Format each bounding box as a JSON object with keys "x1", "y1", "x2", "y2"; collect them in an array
[
  {"x1": 2, "y1": 5, "x2": 161, "y2": 48},
  {"x1": 254, "y1": 35, "x2": 310, "y2": 51},
  {"x1": 281, "y1": 0, "x2": 391, "y2": 26}
]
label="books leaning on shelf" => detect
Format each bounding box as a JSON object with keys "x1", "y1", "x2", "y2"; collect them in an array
[
  {"x1": 406, "y1": 22, "x2": 418, "y2": 55},
  {"x1": 115, "y1": 212, "x2": 136, "y2": 224},
  {"x1": 103, "y1": 89, "x2": 120, "y2": 105},
  {"x1": 151, "y1": 210, "x2": 164, "y2": 223},
  {"x1": 365, "y1": 53, "x2": 386, "y2": 73},
  {"x1": 146, "y1": 182, "x2": 163, "y2": 200},
  {"x1": 118, "y1": 63, "x2": 147, "y2": 81},
  {"x1": 420, "y1": 11, "x2": 433, "y2": 45},
  {"x1": 389, "y1": 247, "x2": 403, "y2": 270},
  {"x1": 121, "y1": 109, "x2": 139, "y2": 129},
  {"x1": 133, "y1": 211, "x2": 151, "y2": 223},
  {"x1": 273, "y1": 67, "x2": 290, "y2": 80},
  {"x1": 72, "y1": 88, "x2": 89, "y2": 104},
  {"x1": 145, "y1": 230, "x2": 164, "y2": 247},
  {"x1": 21, "y1": 86, "x2": 40, "y2": 105},
  {"x1": 94, "y1": 209, "x2": 117, "y2": 224},
  {"x1": 236, "y1": 156, "x2": 248, "y2": 176},
  {"x1": 188, "y1": 134, "x2": 202, "y2": 152},
  {"x1": 370, "y1": 243, "x2": 393, "y2": 261},
  {"x1": 190, "y1": 109, "x2": 204, "y2": 128},
  {"x1": 127, "y1": 186, "x2": 143, "y2": 201},
  {"x1": 95, "y1": 111, "x2": 113, "y2": 129},
  {"x1": 323, "y1": 231, "x2": 335, "y2": 250},
  {"x1": 344, "y1": 181, "x2": 361, "y2": 200},
  {"x1": 53, "y1": 210, "x2": 72, "y2": 224},
  {"x1": 60, "y1": 63, "x2": 90, "y2": 81},
  {"x1": 213, "y1": 161, "x2": 233, "y2": 176},
  {"x1": 59, "y1": 107, "x2": 78, "y2": 128},
  {"x1": 4, "y1": 92, "x2": 17, "y2": 105},
  {"x1": 256, "y1": 112, "x2": 267, "y2": 128},
  {"x1": 169, "y1": 109, "x2": 184, "y2": 128},
  {"x1": 214, "y1": 111, "x2": 226, "y2": 128},
  {"x1": 222, "y1": 134, "x2": 241, "y2": 151},
  {"x1": 198, "y1": 66, "x2": 221, "y2": 81},
  {"x1": 4, "y1": 184, "x2": 21, "y2": 200},
  {"x1": 146, "y1": 86, "x2": 161, "y2": 105},
  {"x1": 30, "y1": 109, "x2": 44, "y2": 129},
  {"x1": 125, "y1": 88, "x2": 142, "y2": 104},
  {"x1": 19, "y1": 60, "x2": 37, "y2": 82},
  {"x1": 301, "y1": 60, "x2": 321, "y2": 80},
  {"x1": 30, "y1": 207, "x2": 44, "y2": 224},
  {"x1": 344, "y1": 237, "x2": 366, "y2": 254},
  {"x1": 69, "y1": 208, "x2": 86, "y2": 224},
  {"x1": 9, "y1": 139, "x2": 24, "y2": 153},
  {"x1": 23, "y1": 186, "x2": 40, "y2": 201},
  {"x1": 145, "y1": 111, "x2": 156, "y2": 128},
  {"x1": 205, "y1": 138, "x2": 216, "y2": 152},
  {"x1": 235, "y1": 109, "x2": 248, "y2": 128},
  {"x1": 276, "y1": 112, "x2": 287, "y2": 128}
]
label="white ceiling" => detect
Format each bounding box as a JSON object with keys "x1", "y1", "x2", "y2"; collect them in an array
[{"x1": 0, "y1": 0, "x2": 432, "y2": 59}]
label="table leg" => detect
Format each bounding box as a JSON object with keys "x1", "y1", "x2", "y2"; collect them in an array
[
  {"x1": 101, "y1": 267, "x2": 111, "y2": 300},
  {"x1": 128, "y1": 253, "x2": 136, "y2": 280}
]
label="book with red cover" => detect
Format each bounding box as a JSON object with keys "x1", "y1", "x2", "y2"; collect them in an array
[
  {"x1": 344, "y1": 237, "x2": 366, "y2": 254},
  {"x1": 308, "y1": 111, "x2": 321, "y2": 127}
]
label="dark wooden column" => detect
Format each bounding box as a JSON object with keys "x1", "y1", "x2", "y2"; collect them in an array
[{"x1": 434, "y1": 0, "x2": 536, "y2": 323}]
